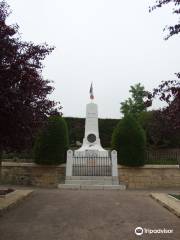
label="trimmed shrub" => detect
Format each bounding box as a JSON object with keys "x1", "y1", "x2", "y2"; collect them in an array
[
  {"x1": 99, "y1": 118, "x2": 120, "y2": 147},
  {"x1": 33, "y1": 116, "x2": 69, "y2": 165},
  {"x1": 111, "y1": 114, "x2": 146, "y2": 166}
]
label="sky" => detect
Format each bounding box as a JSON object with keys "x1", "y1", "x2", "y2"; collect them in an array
[{"x1": 6, "y1": 0, "x2": 180, "y2": 119}]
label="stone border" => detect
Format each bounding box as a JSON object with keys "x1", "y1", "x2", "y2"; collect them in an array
[
  {"x1": 0, "y1": 189, "x2": 34, "y2": 216},
  {"x1": 2, "y1": 162, "x2": 65, "y2": 167},
  {"x1": 150, "y1": 193, "x2": 180, "y2": 218},
  {"x1": 119, "y1": 165, "x2": 179, "y2": 169},
  {"x1": 2, "y1": 162, "x2": 179, "y2": 169},
  {"x1": 168, "y1": 194, "x2": 180, "y2": 201},
  {"x1": 58, "y1": 184, "x2": 126, "y2": 190}
]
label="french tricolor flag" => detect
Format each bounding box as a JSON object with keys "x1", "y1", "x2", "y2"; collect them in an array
[{"x1": 89, "y1": 83, "x2": 94, "y2": 100}]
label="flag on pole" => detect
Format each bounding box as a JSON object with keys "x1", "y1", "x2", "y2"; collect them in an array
[{"x1": 89, "y1": 83, "x2": 94, "y2": 100}]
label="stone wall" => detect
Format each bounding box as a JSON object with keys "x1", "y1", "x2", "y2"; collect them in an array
[
  {"x1": 0, "y1": 162, "x2": 180, "y2": 188},
  {"x1": 0, "y1": 162, "x2": 65, "y2": 187},
  {"x1": 119, "y1": 165, "x2": 180, "y2": 189}
]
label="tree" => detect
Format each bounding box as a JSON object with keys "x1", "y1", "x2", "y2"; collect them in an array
[
  {"x1": 146, "y1": 80, "x2": 180, "y2": 131},
  {"x1": 150, "y1": 0, "x2": 180, "y2": 40},
  {"x1": 120, "y1": 83, "x2": 148, "y2": 118},
  {"x1": 138, "y1": 111, "x2": 154, "y2": 147},
  {"x1": 111, "y1": 114, "x2": 146, "y2": 167},
  {"x1": 148, "y1": 1, "x2": 180, "y2": 134},
  {"x1": 0, "y1": 1, "x2": 61, "y2": 155},
  {"x1": 34, "y1": 116, "x2": 69, "y2": 165},
  {"x1": 147, "y1": 110, "x2": 180, "y2": 148}
]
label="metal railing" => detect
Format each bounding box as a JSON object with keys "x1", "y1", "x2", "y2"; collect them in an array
[
  {"x1": 72, "y1": 156, "x2": 112, "y2": 176},
  {"x1": 66, "y1": 150, "x2": 118, "y2": 177},
  {"x1": 145, "y1": 149, "x2": 180, "y2": 165}
]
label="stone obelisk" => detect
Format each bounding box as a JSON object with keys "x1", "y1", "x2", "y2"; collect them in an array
[{"x1": 75, "y1": 83, "x2": 108, "y2": 157}]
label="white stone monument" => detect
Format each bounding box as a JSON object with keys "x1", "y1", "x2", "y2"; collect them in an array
[
  {"x1": 75, "y1": 83, "x2": 108, "y2": 157},
  {"x1": 75, "y1": 86, "x2": 108, "y2": 157},
  {"x1": 58, "y1": 83, "x2": 126, "y2": 189}
]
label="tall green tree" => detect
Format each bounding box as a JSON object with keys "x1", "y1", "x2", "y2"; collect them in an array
[{"x1": 120, "y1": 83, "x2": 148, "y2": 118}]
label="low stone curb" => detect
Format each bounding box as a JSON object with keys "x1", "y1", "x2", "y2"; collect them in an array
[
  {"x1": 0, "y1": 189, "x2": 34, "y2": 216},
  {"x1": 150, "y1": 193, "x2": 180, "y2": 218},
  {"x1": 58, "y1": 184, "x2": 126, "y2": 190}
]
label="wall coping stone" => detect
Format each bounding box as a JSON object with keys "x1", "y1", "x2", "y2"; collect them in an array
[
  {"x1": 1, "y1": 162, "x2": 65, "y2": 168},
  {"x1": 118, "y1": 164, "x2": 179, "y2": 169},
  {"x1": 1, "y1": 162, "x2": 179, "y2": 169}
]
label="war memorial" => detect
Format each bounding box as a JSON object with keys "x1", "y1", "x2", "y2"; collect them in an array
[
  {"x1": 0, "y1": 1, "x2": 180, "y2": 239},
  {"x1": 59, "y1": 84, "x2": 125, "y2": 189}
]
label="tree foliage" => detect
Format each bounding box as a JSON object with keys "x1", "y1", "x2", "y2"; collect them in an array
[
  {"x1": 150, "y1": 0, "x2": 180, "y2": 40},
  {"x1": 66, "y1": 115, "x2": 180, "y2": 149},
  {"x1": 0, "y1": 1, "x2": 61, "y2": 153},
  {"x1": 111, "y1": 114, "x2": 146, "y2": 166},
  {"x1": 148, "y1": 1, "x2": 180, "y2": 134},
  {"x1": 146, "y1": 79, "x2": 180, "y2": 131},
  {"x1": 34, "y1": 116, "x2": 69, "y2": 165},
  {"x1": 65, "y1": 117, "x2": 85, "y2": 148},
  {"x1": 145, "y1": 79, "x2": 180, "y2": 140},
  {"x1": 148, "y1": 110, "x2": 180, "y2": 148},
  {"x1": 99, "y1": 118, "x2": 120, "y2": 148},
  {"x1": 120, "y1": 83, "x2": 148, "y2": 118}
]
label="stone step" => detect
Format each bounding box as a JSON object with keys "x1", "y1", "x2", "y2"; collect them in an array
[
  {"x1": 65, "y1": 176, "x2": 119, "y2": 185},
  {"x1": 66, "y1": 176, "x2": 114, "y2": 180},
  {"x1": 58, "y1": 184, "x2": 126, "y2": 190},
  {"x1": 65, "y1": 180, "x2": 115, "y2": 185}
]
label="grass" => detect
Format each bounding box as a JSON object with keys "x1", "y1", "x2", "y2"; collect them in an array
[{"x1": 169, "y1": 194, "x2": 180, "y2": 200}]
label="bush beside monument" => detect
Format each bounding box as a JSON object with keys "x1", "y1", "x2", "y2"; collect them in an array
[
  {"x1": 111, "y1": 114, "x2": 146, "y2": 167},
  {"x1": 33, "y1": 116, "x2": 69, "y2": 165}
]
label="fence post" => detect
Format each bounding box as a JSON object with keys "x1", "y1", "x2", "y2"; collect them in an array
[
  {"x1": 66, "y1": 150, "x2": 73, "y2": 178},
  {"x1": 111, "y1": 150, "x2": 118, "y2": 177}
]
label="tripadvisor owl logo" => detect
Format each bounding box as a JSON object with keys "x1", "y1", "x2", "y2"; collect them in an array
[{"x1": 135, "y1": 227, "x2": 143, "y2": 236}]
